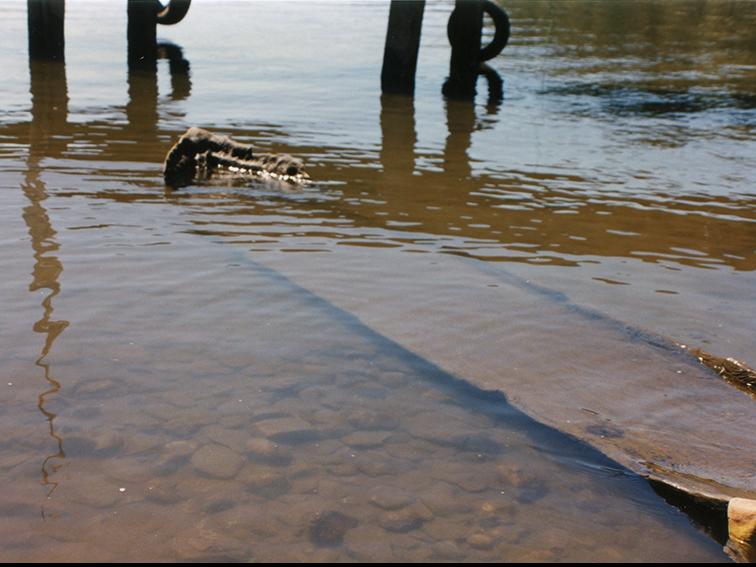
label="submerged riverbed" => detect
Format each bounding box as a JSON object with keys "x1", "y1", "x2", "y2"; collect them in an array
[{"x1": 1, "y1": 0, "x2": 755, "y2": 562}]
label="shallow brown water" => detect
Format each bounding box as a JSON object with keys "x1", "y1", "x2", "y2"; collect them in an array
[{"x1": 1, "y1": 0, "x2": 755, "y2": 562}]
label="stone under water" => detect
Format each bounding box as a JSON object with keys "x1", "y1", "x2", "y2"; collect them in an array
[{"x1": 308, "y1": 511, "x2": 359, "y2": 547}]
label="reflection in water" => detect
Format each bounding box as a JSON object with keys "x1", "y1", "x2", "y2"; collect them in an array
[
  {"x1": 119, "y1": 82, "x2": 753, "y2": 275},
  {"x1": 158, "y1": 43, "x2": 192, "y2": 102},
  {"x1": 126, "y1": 68, "x2": 159, "y2": 144},
  {"x1": 443, "y1": 66, "x2": 502, "y2": 179},
  {"x1": 379, "y1": 95, "x2": 417, "y2": 177},
  {"x1": 443, "y1": 100, "x2": 476, "y2": 179},
  {"x1": 1, "y1": 43, "x2": 191, "y2": 160},
  {"x1": 380, "y1": 87, "x2": 502, "y2": 188},
  {"x1": 24, "y1": 59, "x2": 70, "y2": 498},
  {"x1": 479, "y1": 64, "x2": 503, "y2": 109},
  {"x1": 20, "y1": 43, "x2": 192, "y2": 499},
  {"x1": 127, "y1": 42, "x2": 192, "y2": 144}
]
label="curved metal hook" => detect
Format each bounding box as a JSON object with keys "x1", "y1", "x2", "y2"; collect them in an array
[
  {"x1": 156, "y1": 0, "x2": 192, "y2": 26},
  {"x1": 480, "y1": 1, "x2": 510, "y2": 62}
]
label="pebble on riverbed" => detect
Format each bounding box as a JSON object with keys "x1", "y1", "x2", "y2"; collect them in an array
[
  {"x1": 466, "y1": 532, "x2": 495, "y2": 550},
  {"x1": 246, "y1": 438, "x2": 291, "y2": 465},
  {"x1": 254, "y1": 416, "x2": 316, "y2": 443},
  {"x1": 368, "y1": 486, "x2": 415, "y2": 511},
  {"x1": 378, "y1": 502, "x2": 433, "y2": 533},
  {"x1": 190, "y1": 443, "x2": 245, "y2": 479},
  {"x1": 308, "y1": 511, "x2": 359, "y2": 547},
  {"x1": 341, "y1": 430, "x2": 393, "y2": 449},
  {"x1": 239, "y1": 466, "x2": 291, "y2": 498}
]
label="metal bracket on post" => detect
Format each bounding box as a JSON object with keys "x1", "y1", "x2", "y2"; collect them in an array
[
  {"x1": 442, "y1": 0, "x2": 509, "y2": 100},
  {"x1": 381, "y1": 0, "x2": 426, "y2": 96}
]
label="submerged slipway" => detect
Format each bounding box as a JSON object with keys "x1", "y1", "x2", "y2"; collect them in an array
[{"x1": 259, "y1": 247, "x2": 756, "y2": 501}]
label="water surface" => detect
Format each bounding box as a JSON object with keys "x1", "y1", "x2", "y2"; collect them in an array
[{"x1": 1, "y1": 0, "x2": 755, "y2": 561}]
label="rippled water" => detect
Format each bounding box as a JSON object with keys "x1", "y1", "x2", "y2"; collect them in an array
[{"x1": 1, "y1": 0, "x2": 755, "y2": 561}]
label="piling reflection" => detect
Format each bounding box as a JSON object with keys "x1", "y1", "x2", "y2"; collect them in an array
[
  {"x1": 379, "y1": 95, "x2": 417, "y2": 178},
  {"x1": 126, "y1": 68, "x2": 159, "y2": 144},
  {"x1": 158, "y1": 43, "x2": 192, "y2": 102},
  {"x1": 18, "y1": 41, "x2": 192, "y2": 498},
  {"x1": 141, "y1": 80, "x2": 755, "y2": 273},
  {"x1": 443, "y1": 99, "x2": 476, "y2": 179},
  {"x1": 127, "y1": 42, "x2": 191, "y2": 151},
  {"x1": 127, "y1": 42, "x2": 191, "y2": 134},
  {"x1": 380, "y1": 85, "x2": 502, "y2": 187},
  {"x1": 1, "y1": 43, "x2": 191, "y2": 164},
  {"x1": 24, "y1": 59, "x2": 70, "y2": 498},
  {"x1": 443, "y1": 67, "x2": 502, "y2": 178}
]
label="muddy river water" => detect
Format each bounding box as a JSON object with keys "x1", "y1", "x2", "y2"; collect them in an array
[{"x1": 1, "y1": 0, "x2": 755, "y2": 562}]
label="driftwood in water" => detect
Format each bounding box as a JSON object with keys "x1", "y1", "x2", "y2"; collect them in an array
[
  {"x1": 163, "y1": 127, "x2": 307, "y2": 188},
  {"x1": 686, "y1": 347, "x2": 756, "y2": 397}
]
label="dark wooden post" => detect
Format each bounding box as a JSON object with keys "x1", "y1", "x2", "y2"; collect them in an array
[
  {"x1": 443, "y1": 0, "x2": 510, "y2": 100},
  {"x1": 128, "y1": 0, "x2": 159, "y2": 69},
  {"x1": 381, "y1": 0, "x2": 425, "y2": 95},
  {"x1": 442, "y1": 0, "x2": 484, "y2": 99},
  {"x1": 27, "y1": 0, "x2": 65, "y2": 61}
]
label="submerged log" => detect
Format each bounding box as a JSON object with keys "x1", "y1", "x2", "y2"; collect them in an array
[{"x1": 163, "y1": 127, "x2": 307, "y2": 188}]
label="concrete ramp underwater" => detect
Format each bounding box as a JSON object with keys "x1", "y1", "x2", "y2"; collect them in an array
[{"x1": 257, "y1": 248, "x2": 756, "y2": 504}]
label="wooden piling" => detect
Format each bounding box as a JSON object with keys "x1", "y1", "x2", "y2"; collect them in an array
[
  {"x1": 442, "y1": 0, "x2": 484, "y2": 99},
  {"x1": 443, "y1": 0, "x2": 510, "y2": 100},
  {"x1": 27, "y1": 0, "x2": 65, "y2": 61},
  {"x1": 381, "y1": 0, "x2": 426, "y2": 95},
  {"x1": 127, "y1": 0, "x2": 159, "y2": 69}
]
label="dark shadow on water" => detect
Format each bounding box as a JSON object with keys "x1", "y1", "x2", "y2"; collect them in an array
[
  {"x1": 543, "y1": 83, "x2": 756, "y2": 117},
  {"x1": 650, "y1": 480, "x2": 729, "y2": 546}
]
